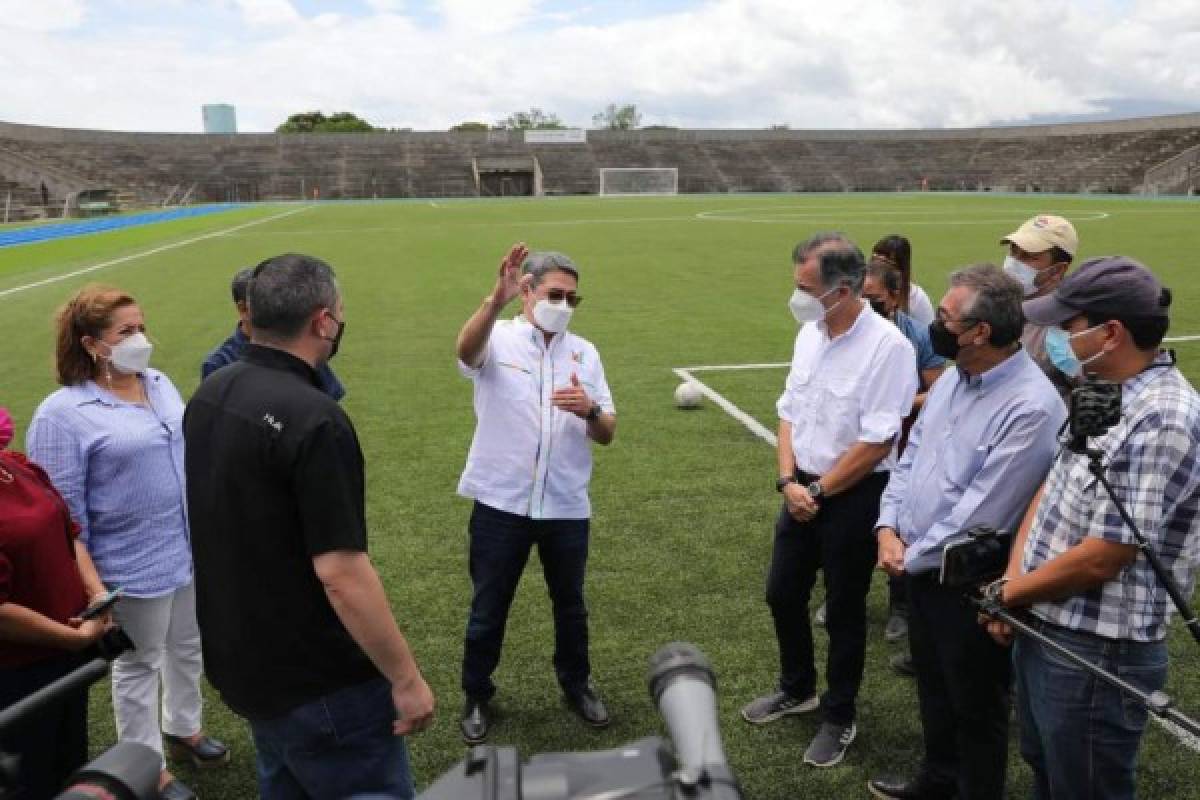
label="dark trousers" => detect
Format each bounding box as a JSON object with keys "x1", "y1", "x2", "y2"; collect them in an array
[
  {"x1": 0, "y1": 653, "x2": 89, "y2": 800},
  {"x1": 461, "y1": 501, "x2": 591, "y2": 702},
  {"x1": 1014, "y1": 621, "x2": 1167, "y2": 800},
  {"x1": 907, "y1": 571, "x2": 1011, "y2": 800},
  {"x1": 249, "y1": 676, "x2": 414, "y2": 800},
  {"x1": 766, "y1": 471, "x2": 887, "y2": 726}
]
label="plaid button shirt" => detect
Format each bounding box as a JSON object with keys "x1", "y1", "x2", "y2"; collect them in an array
[{"x1": 1021, "y1": 354, "x2": 1200, "y2": 641}]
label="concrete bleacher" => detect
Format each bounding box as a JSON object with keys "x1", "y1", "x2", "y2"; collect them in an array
[{"x1": 0, "y1": 113, "x2": 1198, "y2": 204}]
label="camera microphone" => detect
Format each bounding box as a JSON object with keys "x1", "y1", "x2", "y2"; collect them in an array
[{"x1": 647, "y1": 643, "x2": 739, "y2": 799}]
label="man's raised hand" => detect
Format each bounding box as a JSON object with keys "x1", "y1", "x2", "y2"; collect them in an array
[{"x1": 493, "y1": 242, "x2": 530, "y2": 306}]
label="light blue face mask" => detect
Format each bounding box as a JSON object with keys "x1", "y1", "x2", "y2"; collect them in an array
[{"x1": 1044, "y1": 325, "x2": 1104, "y2": 378}]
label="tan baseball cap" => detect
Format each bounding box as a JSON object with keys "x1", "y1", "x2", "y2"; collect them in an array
[{"x1": 1000, "y1": 214, "x2": 1078, "y2": 257}]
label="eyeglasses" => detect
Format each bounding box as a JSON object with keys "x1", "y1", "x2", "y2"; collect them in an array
[
  {"x1": 546, "y1": 289, "x2": 583, "y2": 308},
  {"x1": 935, "y1": 308, "x2": 977, "y2": 328}
]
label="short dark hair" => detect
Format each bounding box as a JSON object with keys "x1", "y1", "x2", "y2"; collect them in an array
[
  {"x1": 248, "y1": 254, "x2": 339, "y2": 340},
  {"x1": 1049, "y1": 246, "x2": 1073, "y2": 266},
  {"x1": 1084, "y1": 294, "x2": 1172, "y2": 350},
  {"x1": 231, "y1": 267, "x2": 255, "y2": 304},
  {"x1": 948, "y1": 263, "x2": 1025, "y2": 347},
  {"x1": 865, "y1": 258, "x2": 902, "y2": 294},
  {"x1": 873, "y1": 234, "x2": 913, "y2": 310},
  {"x1": 793, "y1": 232, "x2": 866, "y2": 294}
]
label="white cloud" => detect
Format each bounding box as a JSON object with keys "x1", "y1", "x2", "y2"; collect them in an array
[
  {"x1": 0, "y1": 0, "x2": 86, "y2": 32},
  {"x1": 0, "y1": 0, "x2": 1197, "y2": 132},
  {"x1": 233, "y1": 0, "x2": 301, "y2": 27}
]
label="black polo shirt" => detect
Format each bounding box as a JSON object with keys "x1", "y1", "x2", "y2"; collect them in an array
[{"x1": 184, "y1": 344, "x2": 377, "y2": 719}]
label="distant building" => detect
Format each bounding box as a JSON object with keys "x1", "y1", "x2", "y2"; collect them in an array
[{"x1": 203, "y1": 104, "x2": 237, "y2": 134}]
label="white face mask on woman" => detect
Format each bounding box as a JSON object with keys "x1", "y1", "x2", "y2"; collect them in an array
[
  {"x1": 532, "y1": 298, "x2": 573, "y2": 334},
  {"x1": 106, "y1": 332, "x2": 154, "y2": 374}
]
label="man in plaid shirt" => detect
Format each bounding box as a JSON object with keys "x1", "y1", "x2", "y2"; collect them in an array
[{"x1": 983, "y1": 256, "x2": 1200, "y2": 800}]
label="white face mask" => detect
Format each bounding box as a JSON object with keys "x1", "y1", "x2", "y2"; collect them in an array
[
  {"x1": 1002, "y1": 255, "x2": 1039, "y2": 297},
  {"x1": 532, "y1": 298, "x2": 573, "y2": 334},
  {"x1": 788, "y1": 286, "x2": 840, "y2": 323},
  {"x1": 106, "y1": 332, "x2": 153, "y2": 374}
]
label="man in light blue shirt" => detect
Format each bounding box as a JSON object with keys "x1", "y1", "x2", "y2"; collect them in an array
[{"x1": 867, "y1": 264, "x2": 1065, "y2": 800}]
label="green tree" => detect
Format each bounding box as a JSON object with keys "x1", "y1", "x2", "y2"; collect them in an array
[
  {"x1": 451, "y1": 121, "x2": 491, "y2": 132},
  {"x1": 276, "y1": 111, "x2": 376, "y2": 133},
  {"x1": 592, "y1": 103, "x2": 642, "y2": 130},
  {"x1": 496, "y1": 108, "x2": 566, "y2": 130}
]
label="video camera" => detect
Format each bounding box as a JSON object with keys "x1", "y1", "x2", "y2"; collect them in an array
[
  {"x1": 419, "y1": 642, "x2": 742, "y2": 800},
  {"x1": 0, "y1": 628, "x2": 161, "y2": 800}
]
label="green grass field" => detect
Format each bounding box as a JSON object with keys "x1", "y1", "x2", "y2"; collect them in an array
[{"x1": 2, "y1": 193, "x2": 1199, "y2": 799}]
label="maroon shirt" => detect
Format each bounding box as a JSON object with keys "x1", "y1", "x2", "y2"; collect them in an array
[{"x1": 0, "y1": 451, "x2": 88, "y2": 668}]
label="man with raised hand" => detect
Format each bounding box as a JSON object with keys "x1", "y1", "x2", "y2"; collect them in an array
[
  {"x1": 742, "y1": 233, "x2": 917, "y2": 768},
  {"x1": 454, "y1": 243, "x2": 617, "y2": 745}
]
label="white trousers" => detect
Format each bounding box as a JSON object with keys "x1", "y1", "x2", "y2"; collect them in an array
[{"x1": 111, "y1": 581, "x2": 204, "y2": 761}]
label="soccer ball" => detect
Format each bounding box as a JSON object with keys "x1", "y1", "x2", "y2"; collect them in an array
[{"x1": 674, "y1": 381, "x2": 703, "y2": 409}]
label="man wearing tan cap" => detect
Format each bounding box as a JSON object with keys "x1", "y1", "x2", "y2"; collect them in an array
[{"x1": 1000, "y1": 214, "x2": 1078, "y2": 398}]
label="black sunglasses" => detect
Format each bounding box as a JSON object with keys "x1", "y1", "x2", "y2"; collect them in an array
[{"x1": 545, "y1": 289, "x2": 583, "y2": 309}]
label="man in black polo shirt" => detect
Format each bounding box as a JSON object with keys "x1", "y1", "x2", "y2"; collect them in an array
[{"x1": 184, "y1": 253, "x2": 434, "y2": 800}]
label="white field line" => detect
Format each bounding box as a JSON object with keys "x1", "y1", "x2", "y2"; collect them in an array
[
  {"x1": 672, "y1": 366, "x2": 777, "y2": 447},
  {"x1": 0, "y1": 205, "x2": 314, "y2": 301},
  {"x1": 676, "y1": 355, "x2": 1200, "y2": 751}
]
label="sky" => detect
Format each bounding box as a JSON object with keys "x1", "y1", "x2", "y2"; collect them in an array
[{"x1": 1, "y1": 0, "x2": 1198, "y2": 133}]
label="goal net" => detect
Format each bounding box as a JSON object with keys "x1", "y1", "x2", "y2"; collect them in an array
[{"x1": 597, "y1": 167, "x2": 679, "y2": 196}]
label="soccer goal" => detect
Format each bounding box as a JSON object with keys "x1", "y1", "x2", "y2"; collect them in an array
[{"x1": 597, "y1": 167, "x2": 679, "y2": 196}]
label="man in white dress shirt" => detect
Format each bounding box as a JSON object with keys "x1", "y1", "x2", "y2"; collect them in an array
[
  {"x1": 742, "y1": 232, "x2": 917, "y2": 768},
  {"x1": 454, "y1": 243, "x2": 616, "y2": 745}
]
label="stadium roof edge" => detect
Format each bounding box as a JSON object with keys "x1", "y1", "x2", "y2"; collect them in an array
[{"x1": 1, "y1": 111, "x2": 1199, "y2": 143}]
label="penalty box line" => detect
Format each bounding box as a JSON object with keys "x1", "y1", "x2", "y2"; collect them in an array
[{"x1": 672, "y1": 357, "x2": 1200, "y2": 754}]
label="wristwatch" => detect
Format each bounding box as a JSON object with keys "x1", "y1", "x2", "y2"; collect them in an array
[
  {"x1": 982, "y1": 577, "x2": 1009, "y2": 605},
  {"x1": 585, "y1": 404, "x2": 601, "y2": 422},
  {"x1": 775, "y1": 476, "x2": 797, "y2": 493},
  {"x1": 807, "y1": 480, "x2": 824, "y2": 500}
]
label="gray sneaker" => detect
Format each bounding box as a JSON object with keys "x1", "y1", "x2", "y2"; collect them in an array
[
  {"x1": 740, "y1": 690, "x2": 819, "y2": 724},
  {"x1": 803, "y1": 721, "x2": 857, "y2": 767},
  {"x1": 814, "y1": 602, "x2": 827, "y2": 627},
  {"x1": 884, "y1": 612, "x2": 908, "y2": 642}
]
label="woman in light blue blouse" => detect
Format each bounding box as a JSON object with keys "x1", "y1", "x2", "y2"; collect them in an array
[{"x1": 28, "y1": 285, "x2": 227, "y2": 800}]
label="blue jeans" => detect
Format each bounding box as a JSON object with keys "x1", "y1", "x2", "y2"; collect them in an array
[
  {"x1": 1014, "y1": 620, "x2": 1168, "y2": 800},
  {"x1": 249, "y1": 677, "x2": 414, "y2": 800},
  {"x1": 461, "y1": 501, "x2": 591, "y2": 701}
]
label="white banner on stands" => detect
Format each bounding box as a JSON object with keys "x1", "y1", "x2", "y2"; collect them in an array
[{"x1": 524, "y1": 129, "x2": 587, "y2": 144}]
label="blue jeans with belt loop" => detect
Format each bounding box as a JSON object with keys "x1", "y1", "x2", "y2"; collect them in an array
[{"x1": 1013, "y1": 618, "x2": 1168, "y2": 800}]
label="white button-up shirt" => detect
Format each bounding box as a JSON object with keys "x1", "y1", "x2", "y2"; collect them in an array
[
  {"x1": 777, "y1": 302, "x2": 917, "y2": 475},
  {"x1": 457, "y1": 315, "x2": 615, "y2": 520}
]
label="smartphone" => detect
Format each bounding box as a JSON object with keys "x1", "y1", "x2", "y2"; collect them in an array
[{"x1": 80, "y1": 587, "x2": 122, "y2": 620}]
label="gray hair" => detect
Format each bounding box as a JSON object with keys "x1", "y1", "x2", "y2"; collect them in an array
[
  {"x1": 522, "y1": 251, "x2": 579, "y2": 288},
  {"x1": 230, "y1": 267, "x2": 255, "y2": 304},
  {"x1": 792, "y1": 232, "x2": 865, "y2": 295},
  {"x1": 948, "y1": 263, "x2": 1025, "y2": 346},
  {"x1": 248, "y1": 253, "x2": 339, "y2": 340}
]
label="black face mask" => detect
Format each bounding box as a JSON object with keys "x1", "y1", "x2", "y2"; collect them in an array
[
  {"x1": 868, "y1": 299, "x2": 890, "y2": 318},
  {"x1": 323, "y1": 317, "x2": 346, "y2": 360},
  {"x1": 929, "y1": 319, "x2": 971, "y2": 360}
]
